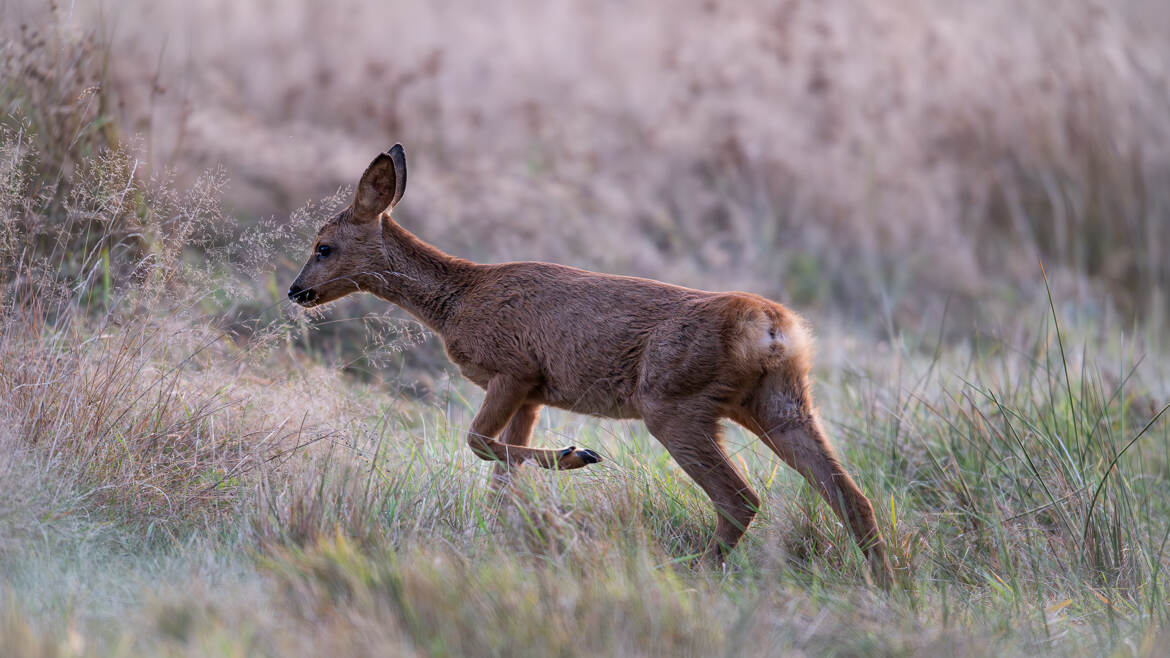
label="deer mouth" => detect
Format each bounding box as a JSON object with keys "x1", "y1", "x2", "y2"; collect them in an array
[{"x1": 287, "y1": 284, "x2": 318, "y2": 306}]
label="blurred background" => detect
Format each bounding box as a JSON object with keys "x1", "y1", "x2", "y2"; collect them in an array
[
  {"x1": 5, "y1": 3, "x2": 1170, "y2": 653},
  {"x1": 8, "y1": 0, "x2": 1170, "y2": 348}
]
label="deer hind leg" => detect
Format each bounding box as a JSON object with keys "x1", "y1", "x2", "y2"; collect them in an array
[
  {"x1": 737, "y1": 378, "x2": 894, "y2": 588},
  {"x1": 643, "y1": 407, "x2": 760, "y2": 563},
  {"x1": 468, "y1": 375, "x2": 602, "y2": 471}
]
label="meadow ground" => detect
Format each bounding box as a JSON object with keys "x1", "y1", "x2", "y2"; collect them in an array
[{"x1": 3, "y1": 2, "x2": 1170, "y2": 656}]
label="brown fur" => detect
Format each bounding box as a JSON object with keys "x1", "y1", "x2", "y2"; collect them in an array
[{"x1": 289, "y1": 145, "x2": 894, "y2": 588}]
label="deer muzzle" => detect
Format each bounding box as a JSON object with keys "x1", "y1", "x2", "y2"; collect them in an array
[{"x1": 287, "y1": 284, "x2": 318, "y2": 306}]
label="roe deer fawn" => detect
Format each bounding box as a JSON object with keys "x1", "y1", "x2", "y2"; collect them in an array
[{"x1": 288, "y1": 145, "x2": 894, "y2": 588}]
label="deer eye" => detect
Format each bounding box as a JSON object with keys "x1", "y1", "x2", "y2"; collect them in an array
[{"x1": 316, "y1": 244, "x2": 331, "y2": 260}]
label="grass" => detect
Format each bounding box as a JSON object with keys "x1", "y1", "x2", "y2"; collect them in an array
[
  {"x1": 2, "y1": 235, "x2": 1168, "y2": 655},
  {"x1": 2, "y1": 5, "x2": 1170, "y2": 656}
]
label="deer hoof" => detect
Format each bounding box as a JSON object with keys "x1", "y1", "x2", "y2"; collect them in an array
[
  {"x1": 577, "y1": 448, "x2": 601, "y2": 465},
  {"x1": 556, "y1": 446, "x2": 602, "y2": 468}
]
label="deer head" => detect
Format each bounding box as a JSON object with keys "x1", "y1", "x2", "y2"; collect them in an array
[{"x1": 287, "y1": 144, "x2": 407, "y2": 307}]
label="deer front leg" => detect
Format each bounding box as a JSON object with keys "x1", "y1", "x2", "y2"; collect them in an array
[
  {"x1": 490, "y1": 403, "x2": 541, "y2": 489},
  {"x1": 468, "y1": 375, "x2": 602, "y2": 470}
]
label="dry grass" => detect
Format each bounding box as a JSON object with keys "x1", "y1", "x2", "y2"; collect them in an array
[{"x1": 2, "y1": 3, "x2": 1170, "y2": 657}]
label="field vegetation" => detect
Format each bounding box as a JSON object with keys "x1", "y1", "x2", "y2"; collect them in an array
[{"x1": 2, "y1": 2, "x2": 1169, "y2": 655}]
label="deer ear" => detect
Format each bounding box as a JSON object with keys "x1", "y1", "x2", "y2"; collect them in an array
[
  {"x1": 387, "y1": 144, "x2": 407, "y2": 209},
  {"x1": 353, "y1": 144, "x2": 407, "y2": 220}
]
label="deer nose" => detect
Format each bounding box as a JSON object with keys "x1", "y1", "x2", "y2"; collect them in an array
[{"x1": 287, "y1": 284, "x2": 317, "y2": 305}]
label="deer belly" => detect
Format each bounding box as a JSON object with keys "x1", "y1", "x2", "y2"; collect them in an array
[{"x1": 534, "y1": 374, "x2": 641, "y2": 419}]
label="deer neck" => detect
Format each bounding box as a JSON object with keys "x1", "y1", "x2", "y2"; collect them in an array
[{"x1": 372, "y1": 215, "x2": 475, "y2": 331}]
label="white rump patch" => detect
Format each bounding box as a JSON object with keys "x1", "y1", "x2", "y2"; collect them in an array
[{"x1": 760, "y1": 318, "x2": 813, "y2": 360}]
